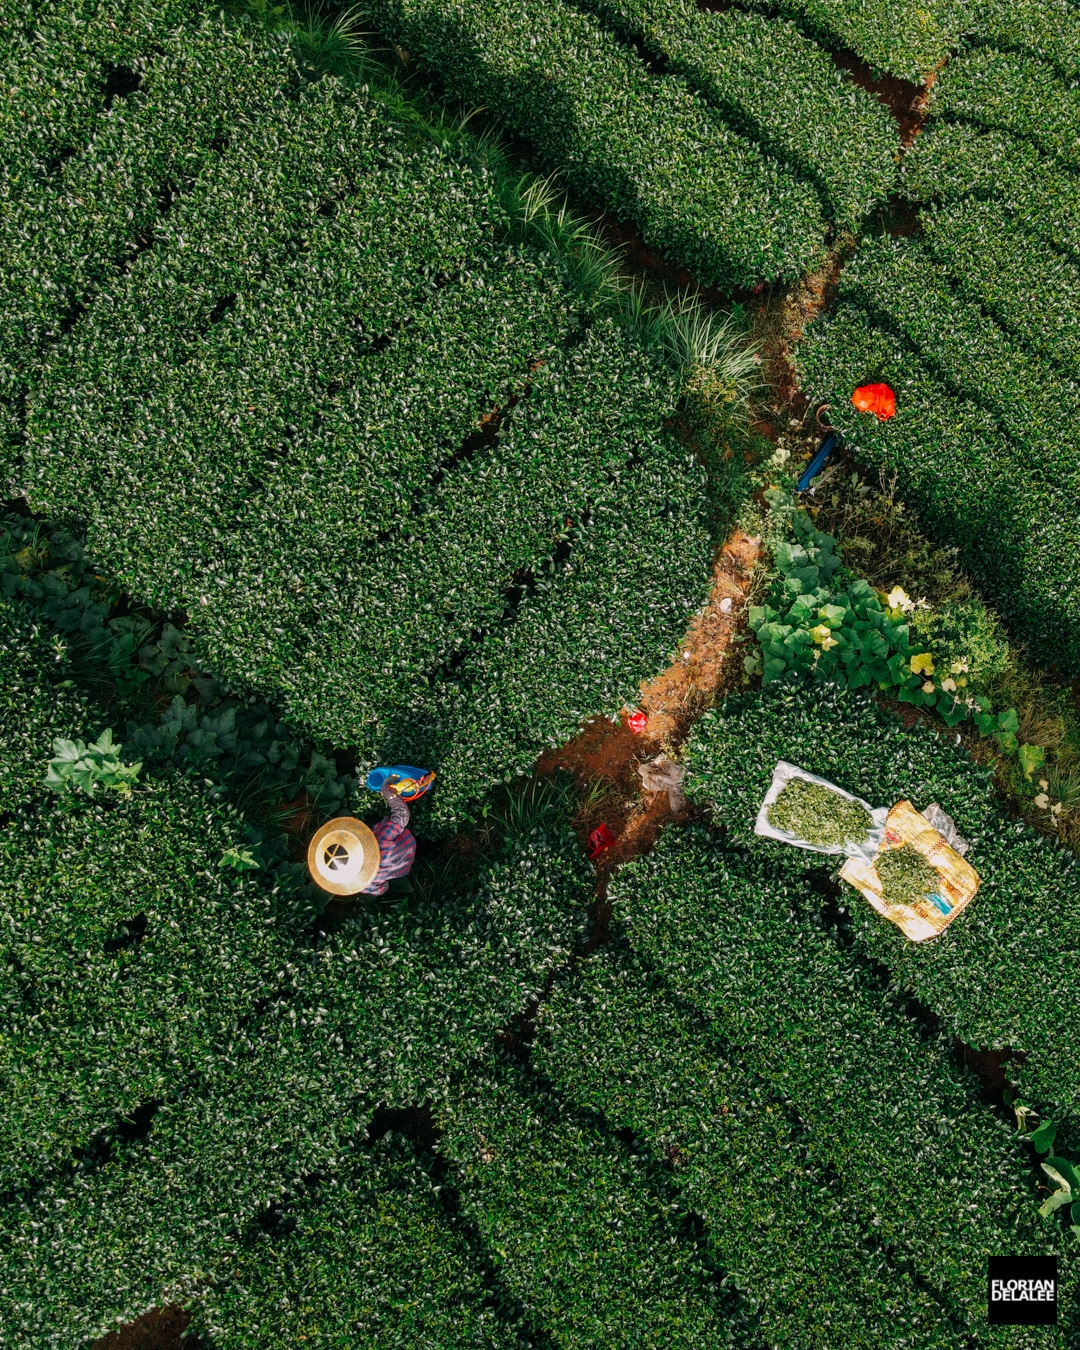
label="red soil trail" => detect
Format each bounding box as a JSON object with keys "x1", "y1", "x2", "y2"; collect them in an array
[
  {"x1": 537, "y1": 528, "x2": 760, "y2": 903},
  {"x1": 90, "y1": 1305, "x2": 192, "y2": 1350}
]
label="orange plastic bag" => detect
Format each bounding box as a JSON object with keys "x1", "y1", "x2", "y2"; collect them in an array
[{"x1": 851, "y1": 382, "x2": 896, "y2": 420}]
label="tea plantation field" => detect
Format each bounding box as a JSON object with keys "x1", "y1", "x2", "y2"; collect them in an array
[
  {"x1": 3, "y1": 0, "x2": 1079, "y2": 1344},
  {"x1": 797, "y1": 0, "x2": 1080, "y2": 675}
]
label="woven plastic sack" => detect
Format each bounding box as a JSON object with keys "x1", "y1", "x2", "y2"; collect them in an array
[
  {"x1": 840, "y1": 799, "x2": 980, "y2": 942},
  {"x1": 755, "y1": 760, "x2": 888, "y2": 864}
]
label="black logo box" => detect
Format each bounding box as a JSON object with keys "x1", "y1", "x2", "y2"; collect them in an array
[{"x1": 988, "y1": 1256, "x2": 1058, "y2": 1327}]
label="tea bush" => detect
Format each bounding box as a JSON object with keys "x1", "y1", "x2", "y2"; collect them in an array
[
  {"x1": 191, "y1": 1133, "x2": 518, "y2": 1349},
  {"x1": 363, "y1": 0, "x2": 826, "y2": 288},
  {"x1": 920, "y1": 198, "x2": 1080, "y2": 381},
  {"x1": 438, "y1": 1050, "x2": 751, "y2": 1348},
  {"x1": 931, "y1": 47, "x2": 1080, "y2": 169},
  {"x1": 537, "y1": 936, "x2": 1053, "y2": 1348},
  {"x1": 562, "y1": 0, "x2": 898, "y2": 223},
  {"x1": 795, "y1": 240, "x2": 1080, "y2": 674},
  {"x1": 684, "y1": 680, "x2": 1080, "y2": 1113},
  {"x1": 901, "y1": 122, "x2": 1080, "y2": 262}
]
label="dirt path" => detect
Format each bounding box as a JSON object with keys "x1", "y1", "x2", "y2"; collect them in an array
[{"x1": 536, "y1": 528, "x2": 760, "y2": 923}]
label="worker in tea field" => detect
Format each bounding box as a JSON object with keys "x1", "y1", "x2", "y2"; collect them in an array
[{"x1": 358, "y1": 776, "x2": 418, "y2": 895}]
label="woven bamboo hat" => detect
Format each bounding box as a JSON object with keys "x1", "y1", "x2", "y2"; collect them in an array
[{"x1": 307, "y1": 816, "x2": 380, "y2": 895}]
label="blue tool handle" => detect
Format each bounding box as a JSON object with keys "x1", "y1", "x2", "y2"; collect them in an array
[{"x1": 796, "y1": 431, "x2": 839, "y2": 493}]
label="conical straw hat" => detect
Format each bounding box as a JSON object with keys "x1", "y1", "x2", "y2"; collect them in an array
[{"x1": 307, "y1": 816, "x2": 380, "y2": 896}]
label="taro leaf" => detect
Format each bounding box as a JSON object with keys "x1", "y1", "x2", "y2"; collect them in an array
[
  {"x1": 1046, "y1": 1156, "x2": 1080, "y2": 1191},
  {"x1": 1039, "y1": 1161, "x2": 1077, "y2": 1218},
  {"x1": 1030, "y1": 1118, "x2": 1058, "y2": 1154},
  {"x1": 1019, "y1": 744, "x2": 1046, "y2": 781},
  {"x1": 997, "y1": 708, "x2": 1020, "y2": 734}
]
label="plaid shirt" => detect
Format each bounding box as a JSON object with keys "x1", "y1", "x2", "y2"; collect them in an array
[{"x1": 359, "y1": 785, "x2": 416, "y2": 894}]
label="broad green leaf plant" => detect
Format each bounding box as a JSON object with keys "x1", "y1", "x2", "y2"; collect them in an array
[
  {"x1": 749, "y1": 486, "x2": 1045, "y2": 782},
  {"x1": 44, "y1": 728, "x2": 142, "y2": 799}
]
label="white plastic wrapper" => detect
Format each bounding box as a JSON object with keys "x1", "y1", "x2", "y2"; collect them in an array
[
  {"x1": 920, "y1": 802, "x2": 970, "y2": 857},
  {"x1": 754, "y1": 760, "x2": 889, "y2": 864}
]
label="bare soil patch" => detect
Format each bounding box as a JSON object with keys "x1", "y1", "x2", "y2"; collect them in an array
[{"x1": 90, "y1": 1305, "x2": 193, "y2": 1350}]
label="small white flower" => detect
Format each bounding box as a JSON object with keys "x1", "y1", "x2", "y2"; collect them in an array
[
  {"x1": 940, "y1": 677, "x2": 957, "y2": 692},
  {"x1": 1034, "y1": 793, "x2": 1050, "y2": 809},
  {"x1": 922, "y1": 680, "x2": 935, "y2": 694},
  {"x1": 1039, "y1": 779, "x2": 1049, "y2": 791}
]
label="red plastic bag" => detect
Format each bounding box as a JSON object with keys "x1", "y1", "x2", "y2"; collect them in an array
[
  {"x1": 627, "y1": 710, "x2": 648, "y2": 735},
  {"x1": 851, "y1": 382, "x2": 896, "y2": 420},
  {"x1": 588, "y1": 824, "x2": 616, "y2": 859}
]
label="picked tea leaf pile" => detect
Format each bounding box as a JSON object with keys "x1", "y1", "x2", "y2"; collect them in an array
[
  {"x1": 875, "y1": 843, "x2": 938, "y2": 908},
  {"x1": 767, "y1": 778, "x2": 872, "y2": 847}
]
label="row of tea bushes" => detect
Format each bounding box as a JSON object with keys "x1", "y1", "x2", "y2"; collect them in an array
[
  {"x1": 738, "y1": 0, "x2": 956, "y2": 80},
  {"x1": 0, "y1": 591, "x2": 311, "y2": 1191},
  {"x1": 931, "y1": 46, "x2": 1080, "y2": 169},
  {"x1": 0, "y1": 9, "x2": 305, "y2": 495},
  {"x1": 962, "y1": 0, "x2": 1080, "y2": 78},
  {"x1": 684, "y1": 679, "x2": 1080, "y2": 1115},
  {"x1": 0, "y1": 724, "x2": 590, "y2": 1343},
  {"x1": 542, "y1": 828, "x2": 1069, "y2": 1346},
  {"x1": 564, "y1": 0, "x2": 898, "y2": 223},
  {"x1": 19, "y1": 11, "x2": 720, "y2": 830},
  {"x1": 920, "y1": 197, "x2": 1080, "y2": 380},
  {"x1": 190, "y1": 1133, "x2": 518, "y2": 1349},
  {"x1": 795, "y1": 248, "x2": 1080, "y2": 675},
  {"x1": 364, "y1": 0, "x2": 826, "y2": 288},
  {"x1": 438, "y1": 1051, "x2": 751, "y2": 1348},
  {"x1": 901, "y1": 122, "x2": 1080, "y2": 260},
  {"x1": 536, "y1": 942, "x2": 966, "y2": 1349}
]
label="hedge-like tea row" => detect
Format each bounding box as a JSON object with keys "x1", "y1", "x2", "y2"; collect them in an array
[
  {"x1": 834, "y1": 237, "x2": 1079, "y2": 484},
  {"x1": 0, "y1": 593, "x2": 315, "y2": 1191},
  {"x1": 536, "y1": 944, "x2": 968, "y2": 1349},
  {"x1": 684, "y1": 679, "x2": 1080, "y2": 1114},
  {"x1": 385, "y1": 342, "x2": 716, "y2": 828},
  {"x1": 0, "y1": 807, "x2": 589, "y2": 1343},
  {"x1": 585, "y1": 827, "x2": 1067, "y2": 1344},
  {"x1": 191, "y1": 1134, "x2": 517, "y2": 1349},
  {"x1": 364, "y1": 0, "x2": 825, "y2": 288},
  {"x1": 964, "y1": 0, "x2": 1080, "y2": 79},
  {"x1": 739, "y1": 0, "x2": 955, "y2": 80},
  {"x1": 1, "y1": 11, "x2": 305, "y2": 496},
  {"x1": 566, "y1": 0, "x2": 897, "y2": 222},
  {"x1": 439, "y1": 1051, "x2": 749, "y2": 1348},
  {"x1": 901, "y1": 122, "x2": 1080, "y2": 264},
  {"x1": 27, "y1": 109, "x2": 713, "y2": 828},
  {"x1": 931, "y1": 47, "x2": 1080, "y2": 169},
  {"x1": 795, "y1": 241, "x2": 1080, "y2": 673},
  {"x1": 921, "y1": 197, "x2": 1080, "y2": 381}
]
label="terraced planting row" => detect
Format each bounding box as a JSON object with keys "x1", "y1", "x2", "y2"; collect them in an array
[
  {"x1": 6, "y1": 3, "x2": 725, "y2": 832},
  {"x1": 798, "y1": 0, "x2": 1080, "y2": 678},
  {"x1": 4, "y1": 0, "x2": 1079, "y2": 1343}
]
